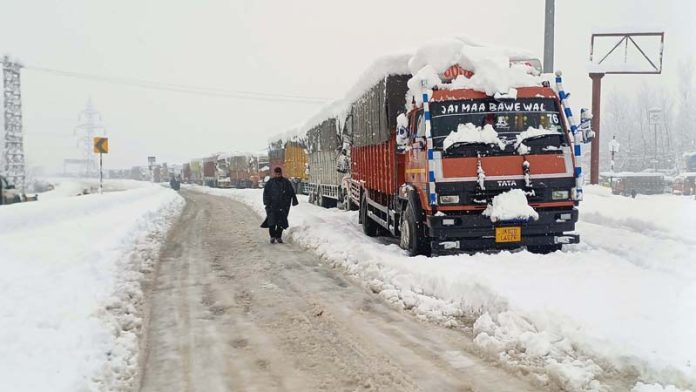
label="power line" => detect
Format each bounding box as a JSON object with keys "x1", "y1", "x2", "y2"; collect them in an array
[{"x1": 23, "y1": 65, "x2": 331, "y2": 104}]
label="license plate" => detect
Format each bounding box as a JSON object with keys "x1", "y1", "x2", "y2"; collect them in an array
[{"x1": 495, "y1": 226, "x2": 521, "y2": 243}]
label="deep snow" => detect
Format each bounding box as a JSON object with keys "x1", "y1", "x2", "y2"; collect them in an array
[
  {"x1": 0, "y1": 180, "x2": 183, "y2": 391},
  {"x1": 190, "y1": 184, "x2": 696, "y2": 392}
]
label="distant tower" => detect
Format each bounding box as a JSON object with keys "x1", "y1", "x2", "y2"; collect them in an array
[
  {"x1": 74, "y1": 98, "x2": 104, "y2": 176},
  {"x1": 2, "y1": 55, "x2": 25, "y2": 191}
]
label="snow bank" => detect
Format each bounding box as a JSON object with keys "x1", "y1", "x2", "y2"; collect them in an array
[
  {"x1": 482, "y1": 189, "x2": 539, "y2": 222},
  {"x1": 189, "y1": 184, "x2": 696, "y2": 392},
  {"x1": 442, "y1": 123, "x2": 506, "y2": 151},
  {"x1": 0, "y1": 183, "x2": 183, "y2": 391},
  {"x1": 37, "y1": 178, "x2": 152, "y2": 200}
]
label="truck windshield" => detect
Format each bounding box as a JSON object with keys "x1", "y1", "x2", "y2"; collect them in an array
[{"x1": 429, "y1": 98, "x2": 563, "y2": 149}]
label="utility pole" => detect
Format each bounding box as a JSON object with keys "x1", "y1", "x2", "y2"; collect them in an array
[
  {"x1": 2, "y1": 55, "x2": 25, "y2": 192},
  {"x1": 74, "y1": 98, "x2": 104, "y2": 177},
  {"x1": 543, "y1": 0, "x2": 555, "y2": 73},
  {"x1": 649, "y1": 108, "x2": 661, "y2": 171}
]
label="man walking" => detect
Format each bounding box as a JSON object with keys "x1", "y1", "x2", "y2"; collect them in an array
[{"x1": 261, "y1": 167, "x2": 299, "y2": 243}]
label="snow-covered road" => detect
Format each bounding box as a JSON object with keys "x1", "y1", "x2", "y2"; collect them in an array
[
  {"x1": 0, "y1": 180, "x2": 183, "y2": 391},
  {"x1": 190, "y1": 184, "x2": 696, "y2": 392},
  {"x1": 140, "y1": 190, "x2": 538, "y2": 392}
]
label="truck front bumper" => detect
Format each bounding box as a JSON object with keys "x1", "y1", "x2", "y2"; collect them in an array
[{"x1": 427, "y1": 208, "x2": 579, "y2": 252}]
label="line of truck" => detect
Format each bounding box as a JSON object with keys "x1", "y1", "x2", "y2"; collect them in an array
[
  {"x1": 179, "y1": 153, "x2": 269, "y2": 189},
  {"x1": 230, "y1": 40, "x2": 596, "y2": 256}
]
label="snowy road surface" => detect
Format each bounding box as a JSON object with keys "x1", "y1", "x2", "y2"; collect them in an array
[
  {"x1": 188, "y1": 185, "x2": 696, "y2": 392},
  {"x1": 139, "y1": 190, "x2": 539, "y2": 392}
]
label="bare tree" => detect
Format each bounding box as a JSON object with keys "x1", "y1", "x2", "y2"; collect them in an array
[{"x1": 675, "y1": 59, "x2": 696, "y2": 159}]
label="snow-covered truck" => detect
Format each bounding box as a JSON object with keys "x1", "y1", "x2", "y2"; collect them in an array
[
  {"x1": 202, "y1": 156, "x2": 217, "y2": 187},
  {"x1": 306, "y1": 117, "x2": 351, "y2": 208},
  {"x1": 228, "y1": 155, "x2": 255, "y2": 188},
  {"x1": 215, "y1": 155, "x2": 232, "y2": 188},
  {"x1": 268, "y1": 136, "x2": 309, "y2": 194},
  {"x1": 345, "y1": 40, "x2": 591, "y2": 255},
  {"x1": 182, "y1": 163, "x2": 192, "y2": 183}
]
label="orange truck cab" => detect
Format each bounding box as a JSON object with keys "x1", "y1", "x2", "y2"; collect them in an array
[{"x1": 350, "y1": 71, "x2": 586, "y2": 256}]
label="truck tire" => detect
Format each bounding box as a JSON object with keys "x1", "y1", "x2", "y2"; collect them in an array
[
  {"x1": 360, "y1": 193, "x2": 378, "y2": 237},
  {"x1": 399, "y1": 195, "x2": 430, "y2": 257}
]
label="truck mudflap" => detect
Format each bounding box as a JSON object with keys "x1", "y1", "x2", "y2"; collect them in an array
[{"x1": 427, "y1": 208, "x2": 580, "y2": 251}]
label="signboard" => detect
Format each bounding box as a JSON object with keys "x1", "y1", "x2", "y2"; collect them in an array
[{"x1": 93, "y1": 137, "x2": 109, "y2": 154}]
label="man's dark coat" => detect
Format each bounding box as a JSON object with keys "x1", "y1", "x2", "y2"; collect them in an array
[{"x1": 260, "y1": 177, "x2": 298, "y2": 229}]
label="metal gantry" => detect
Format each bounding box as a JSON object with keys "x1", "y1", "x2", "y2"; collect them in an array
[
  {"x1": 74, "y1": 98, "x2": 104, "y2": 177},
  {"x1": 2, "y1": 56, "x2": 25, "y2": 191}
]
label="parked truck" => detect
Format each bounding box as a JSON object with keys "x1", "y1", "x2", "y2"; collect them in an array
[
  {"x1": 182, "y1": 163, "x2": 192, "y2": 183},
  {"x1": 347, "y1": 67, "x2": 586, "y2": 255},
  {"x1": 609, "y1": 172, "x2": 665, "y2": 196},
  {"x1": 215, "y1": 155, "x2": 232, "y2": 188},
  {"x1": 268, "y1": 140, "x2": 285, "y2": 174},
  {"x1": 306, "y1": 117, "x2": 348, "y2": 208},
  {"x1": 0, "y1": 175, "x2": 24, "y2": 205},
  {"x1": 190, "y1": 160, "x2": 202, "y2": 184},
  {"x1": 202, "y1": 156, "x2": 217, "y2": 187},
  {"x1": 228, "y1": 155, "x2": 255, "y2": 188}
]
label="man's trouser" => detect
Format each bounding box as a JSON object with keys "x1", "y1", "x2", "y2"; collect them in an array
[{"x1": 269, "y1": 225, "x2": 283, "y2": 239}]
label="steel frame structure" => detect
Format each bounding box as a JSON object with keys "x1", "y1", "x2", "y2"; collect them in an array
[
  {"x1": 587, "y1": 32, "x2": 664, "y2": 184},
  {"x1": 3, "y1": 56, "x2": 25, "y2": 192}
]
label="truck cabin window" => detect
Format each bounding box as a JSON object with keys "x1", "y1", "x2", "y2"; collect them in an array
[{"x1": 429, "y1": 98, "x2": 567, "y2": 155}]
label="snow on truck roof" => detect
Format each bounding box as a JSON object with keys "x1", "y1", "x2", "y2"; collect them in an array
[{"x1": 271, "y1": 37, "x2": 543, "y2": 144}]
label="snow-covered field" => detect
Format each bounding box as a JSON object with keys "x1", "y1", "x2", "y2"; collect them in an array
[
  {"x1": 0, "y1": 180, "x2": 183, "y2": 391},
  {"x1": 35, "y1": 178, "x2": 152, "y2": 200},
  {"x1": 190, "y1": 184, "x2": 696, "y2": 392}
]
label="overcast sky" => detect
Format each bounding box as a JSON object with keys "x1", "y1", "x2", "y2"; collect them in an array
[{"x1": 1, "y1": 0, "x2": 694, "y2": 171}]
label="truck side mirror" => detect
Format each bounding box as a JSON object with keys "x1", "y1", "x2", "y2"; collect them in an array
[{"x1": 579, "y1": 108, "x2": 595, "y2": 143}]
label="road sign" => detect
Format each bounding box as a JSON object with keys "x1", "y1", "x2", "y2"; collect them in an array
[{"x1": 93, "y1": 137, "x2": 109, "y2": 154}]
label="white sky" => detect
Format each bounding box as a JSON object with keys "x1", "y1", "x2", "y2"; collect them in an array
[{"x1": 1, "y1": 0, "x2": 694, "y2": 171}]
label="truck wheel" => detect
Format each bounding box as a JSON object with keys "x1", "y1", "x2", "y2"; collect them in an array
[
  {"x1": 360, "y1": 193, "x2": 378, "y2": 237},
  {"x1": 399, "y1": 199, "x2": 430, "y2": 257},
  {"x1": 527, "y1": 244, "x2": 562, "y2": 254}
]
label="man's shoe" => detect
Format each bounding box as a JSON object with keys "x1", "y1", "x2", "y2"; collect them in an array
[
  {"x1": 276, "y1": 238, "x2": 284, "y2": 244},
  {"x1": 270, "y1": 238, "x2": 276, "y2": 244}
]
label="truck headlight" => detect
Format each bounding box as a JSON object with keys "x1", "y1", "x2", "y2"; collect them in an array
[
  {"x1": 552, "y1": 190, "x2": 569, "y2": 200},
  {"x1": 439, "y1": 195, "x2": 460, "y2": 204}
]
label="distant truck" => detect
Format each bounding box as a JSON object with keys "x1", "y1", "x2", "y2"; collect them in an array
[
  {"x1": 228, "y1": 155, "x2": 256, "y2": 188},
  {"x1": 202, "y1": 157, "x2": 217, "y2": 187},
  {"x1": 0, "y1": 175, "x2": 23, "y2": 205},
  {"x1": 190, "y1": 160, "x2": 203, "y2": 185},
  {"x1": 672, "y1": 173, "x2": 696, "y2": 196},
  {"x1": 267, "y1": 138, "x2": 309, "y2": 194},
  {"x1": 182, "y1": 163, "x2": 192, "y2": 183},
  {"x1": 215, "y1": 155, "x2": 232, "y2": 188},
  {"x1": 608, "y1": 172, "x2": 665, "y2": 197}
]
